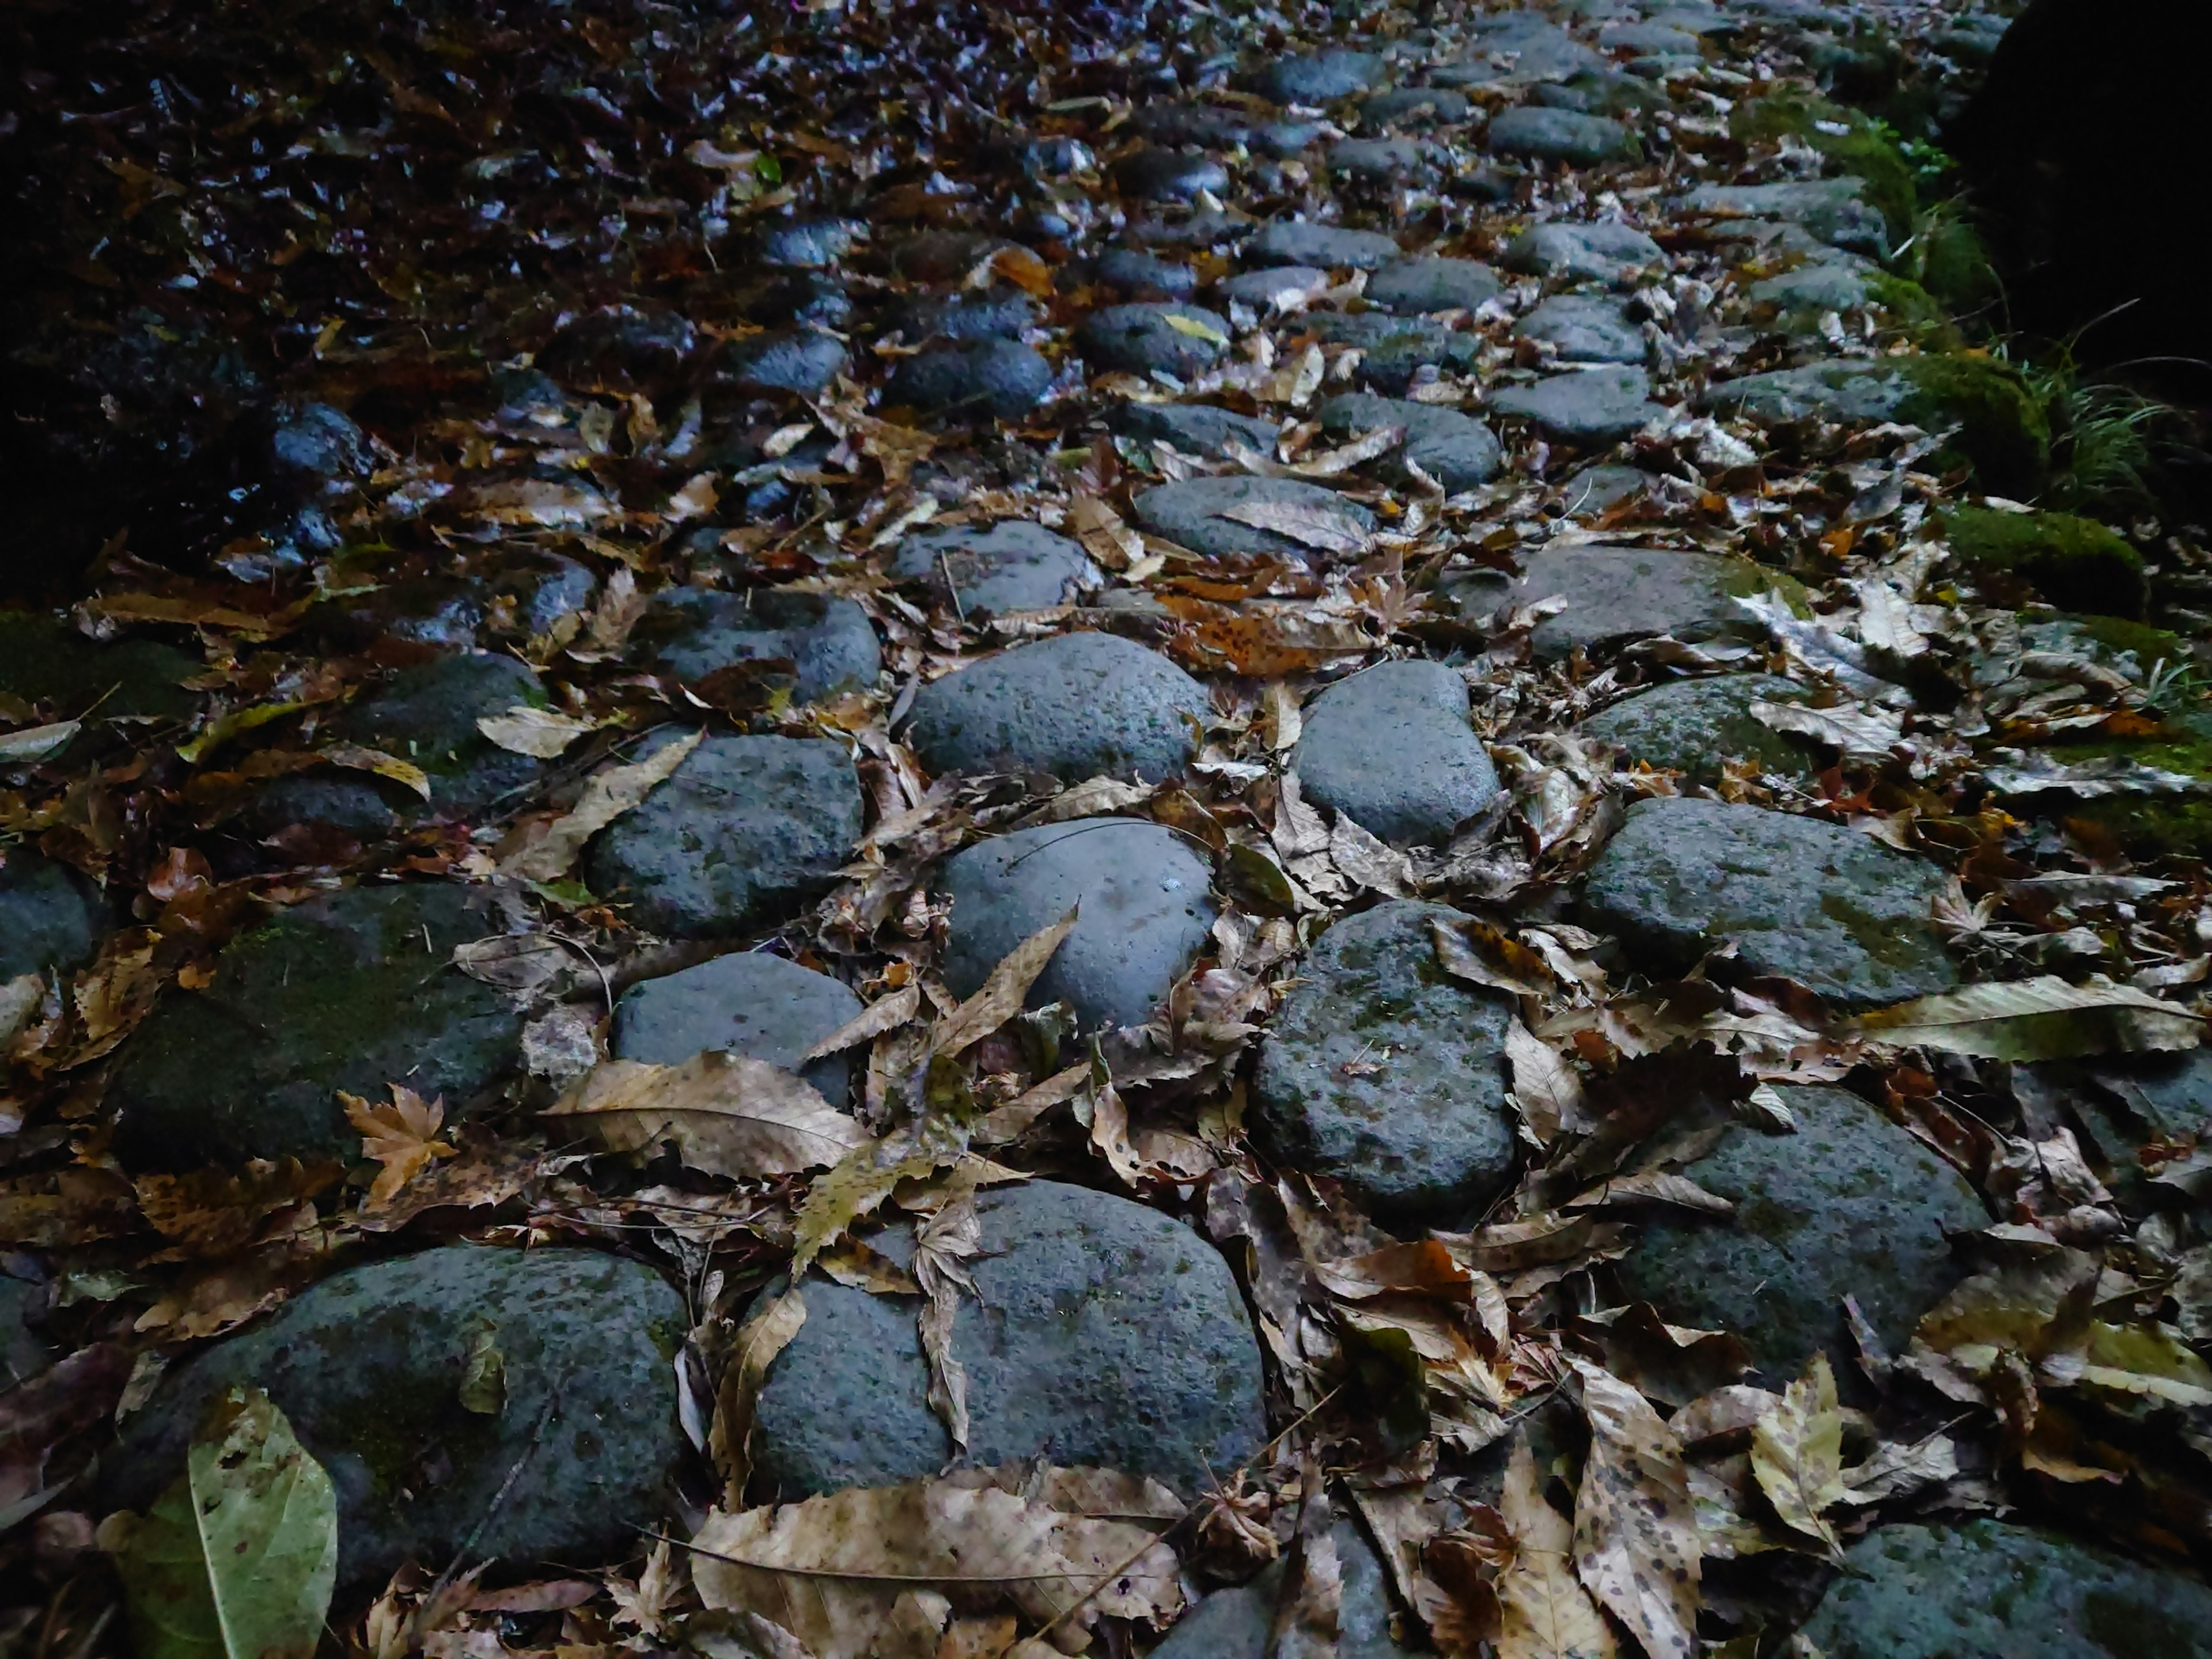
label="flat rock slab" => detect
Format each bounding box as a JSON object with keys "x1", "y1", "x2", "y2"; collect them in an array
[
  {"x1": 1317, "y1": 392, "x2": 1502, "y2": 491},
  {"x1": 907, "y1": 631, "x2": 1209, "y2": 783},
  {"x1": 1247, "y1": 221, "x2": 1402, "y2": 270},
  {"x1": 108, "y1": 882, "x2": 520, "y2": 1171},
  {"x1": 941, "y1": 819, "x2": 1215, "y2": 1031},
  {"x1": 105, "y1": 1248, "x2": 684, "y2": 1590},
  {"x1": 613, "y1": 950, "x2": 863, "y2": 1104},
  {"x1": 588, "y1": 733, "x2": 861, "y2": 939},
  {"x1": 1256, "y1": 900, "x2": 1518, "y2": 1221},
  {"x1": 1583, "y1": 796, "x2": 1960, "y2": 1004},
  {"x1": 1514, "y1": 293, "x2": 1647, "y2": 362},
  {"x1": 1112, "y1": 399, "x2": 1284, "y2": 457},
  {"x1": 0, "y1": 851, "x2": 104, "y2": 983},
  {"x1": 1152, "y1": 1523, "x2": 1415, "y2": 1658},
  {"x1": 1613, "y1": 1084, "x2": 1983, "y2": 1377},
  {"x1": 1247, "y1": 49, "x2": 1385, "y2": 104},
  {"x1": 1365, "y1": 256, "x2": 1501, "y2": 314},
  {"x1": 630, "y1": 589, "x2": 880, "y2": 703},
  {"x1": 1578, "y1": 673, "x2": 1818, "y2": 782},
  {"x1": 884, "y1": 339, "x2": 1053, "y2": 420},
  {"x1": 1487, "y1": 105, "x2": 1637, "y2": 164},
  {"x1": 891, "y1": 520, "x2": 1097, "y2": 615},
  {"x1": 1799, "y1": 1520, "x2": 2212, "y2": 1659},
  {"x1": 1449, "y1": 545, "x2": 1796, "y2": 661},
  {"x1": 1293, "y1": 660, "x2": 1499, "y2": 844},
  {"x1": 1489, "y1": 365, "x2": 1668, "y2": 442},
  {"x1": 1681, "y1": 177, "x2": 1888, "y2": 255},
  {"x1": 1133, "y1": 475, "x2": 1377, "y2": 561},
  {"x1": 1076, "y1": 303, "x2": 1232, "y2": 378},
  {"x1": 753, "y1": 1181, "x2": 1266, "y2": 1496},
  {"x1": 1501, "y1": 220, "x2": 1665, "y2": 285}
]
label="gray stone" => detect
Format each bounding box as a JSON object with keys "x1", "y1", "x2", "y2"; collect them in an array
[
  {"x1": 1681, "y1": 178, "x2": 1889, "y2": 256},
  {"x1": 941, "y1": 819, "x2": 1215, "y2": 1031},
  {"x1": 1132, "y1": 104, "x2": 1254, "y2": 150},
  {"x1": 1748, "y1": 261, "x2": 1873, "y2": 313},
  {"x1": 1531, "y1": 71, "x2": 1666, "y2": 116},
  {"x1": 1578, "y1": 674, "x2": 1819, "y2": 782},
  {"x1": 1599, "y1": 20, "x2": 1704, "y2": 54},
  {"x1": 1513, "y1": 294, "x2": 1648, "y2": 363},
  {"x1": 1330, "y1": 137, "x2": 1434, "y2": 182},
  {"x1": 1248, "y1": 49, "x2": 1385, "y2": 104},
  {"x1": 0, "y1": 611, "x2": 199, "y2": 724},
  {"x1": 717, "y1": 328, "x2": 849, "y2": 395},
  {"x1": 908, "y1": 631, "x2": 1208, "y2": 784},
  {"x1": 1361, "y1": 86, "x2": 1473, "y2": 127},
  {"x1": 1366, "y1": 256, "x2": 1502, "y2": 314},
  {"x1": 0, "y1": 851, "x2": 103, "y2": 984},
  {"x1": 1614, "y1": 1085, "x2": 1983, "y2": 1377},
  {"x1": 1132, "y1": 475, "x2": 1377, "y2": 561},
  {"x1": 891, "y1": 521, "x2": 1097, "y2": 615},
  {"x1": 888, "y1": 230, "x2": 1010, "y2": 283},
  {"x1": 1112, "y1": 400, "x2": 1283, "y2": 457},
  {"x1": 1218, "y1": 266, "x2": 1328, "y2": 310},
  {"x1": 757, "y1": 218, "x2": 863, "y2": 268},
  {"x1": 1433, "y1": 21, "x2": 1604, "y2": 84},
  {"x1": 1448, "y1": 544, "x2": 1799, "y2": 661},
  {"x1": 1489, "y1": 365, "x2": 1668, "y2": 442},
  {"x1": 587, "y1": 733, "x2": 863, "y2": 940},
  {"x1": 1317, "y1": 393, "x2": 1502, "y2": 491},
  {"x1": 1255, "y1": 900, "x2": 1518, "y2": 1222},
  {"x1": 614, "y1": 950, "x2": 863, "y2": 1104},
  {"x1": 631, "y1": 589, "x2": 880, "y2": 703},
  {"x1": 1093, "y1": 248, "x2": 1197, "y2": 300},
  {"x1": 541, "y1": 306, "x2": 697, "y2": 391},
  {"x1": 309, "y1": 578, "x2": 486, "y2": 654},
  {"x1": 1487, "y1": 106, "x2": 1637, "y2": 164},
  {"x1": 1558, "y1": 463, "x2": 1652, "y2": 517},
  {"x1": 104, "y1": 1248, "x2": 684, "y2": 1590},
  {"x1": 1131, "y1": 209, "x2": 1257, "y2": 249},
  {"x1": 738, "y1": 270, "x2": 853, "y2": 329},
  {"x1": 1700, "y1": 359, "x2": 1916, "y2": 424},
  {"x1": 1799, "y1": 1521, "x2": 2212, "y2": 1659},
  {"x1": 1152, "y1": 1523, "x2": 1416, "y2": 1659},
  {"x1": 1501, "y1": 220, "x2": 1665, "y2": 285},
  {"x1": 884, "y1": 339, "x2": 1053, "y2": 420},
  {"x1": 1076, "y1": 304, "x2": 1232, "y2": 378},
  {"x1": 891, "y1": 289, "x2": 1037, "y2": 344},
  {"x1": 487, "y1": 551, "x2": 599, "y2": 639},
  {"x1": 754, "y1": 1181, "x2": 1266, "y2": 1496},
  {"x1": 1247, "y1": 221, "x2": 1403, "y2": 270},
  {"x1": 1303, "y1": 313, "x2": 1480, "y2": 395},
  {"x1": 1113, "y1": 147, "x2": 1229, "y2": 202},
  {"x1": 1252, "y1": 120, "x2": 1328, "y2": 158},
  {"x1": 0, "y1": 1272, "x2": 52, "y2": 1388},
  {"x1": 108, "y1": 884, "x2": 522, "y2": 1171},
  {"x1": 1583, "y1": 796, "x2": 1960, "y2": 1004},
  {"x1": 1293, "y1": 661, "x2": 1499, "y2": 844}
]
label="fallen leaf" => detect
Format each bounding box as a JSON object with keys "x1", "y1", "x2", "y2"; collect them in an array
[
  {"x1": 1506, "y1": 1021, "x2": 1587, "y2": 1143},
  {"x1": 340, "y1": 1085, "x2": 454, "y2": 1210},
  {"x1": 802, "y1": 983, "x2": 923, "y2": 1062},
  {"x1": 1497, "y1": 1438, "x2": 1618, "y2": 1659},
  {"x1": 475, "y1": 704, "x2": 596, "y2": 758},
  {"x1": 450, "y1": 933, "x2": 570, "y2": 993},
  {"x1": 1161, "y1": 311, "x2": 1230, "y2": 347},
  {"x1": 0, "y1": 720, "x2": 81, "y2": 763},
  {"x1": 1571, "y1": 1362, "x2": 1700, "y2": 1659},
  {"x1": 931, "y1": 910, "x2": 1077, "y2": 1056},
  {"x1": 501, "y1": 729, "x2": 701, "y2": 882},
  {"x1": 1270, "y1": 1465, "x2": 1342, "y2": 1659},
  {"x1": 321, "y1": 744, "x2": 431, "y2": 801},
  {"x1": 1750, "y1": 698, "x2": 1903, "y2": 763},
  {"x1": 458, "y1": 1321, "x2": 506, "y2": 1416},
  {"x1": 1222, "y1": 499, "x2": 1373, "y2": 557},
  {"x1": 546, "y1": 1051, "x2": 870, "y2": 1178},
  {"x1": 1847, "y1": 975, "x2": 2203, "y2": 1060},
  {"x1": 1748, "y1": 1354, "x2": 1846, "y2": 1560},
  {"x1": 710, "y1": 1287, "x2": 807, "y2": 1506}
]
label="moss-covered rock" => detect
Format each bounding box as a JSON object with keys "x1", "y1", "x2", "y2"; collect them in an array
[
  {"x1": 1943, "y1": 506, "x2": 2145, "y2": 618},
  {"x1": 1729, "y1": 90, "x2": 1918, "y2": 241},
  {"x1": 1578, "y1": 675, "x2": 1820, "y2": 784},
  {"x1": 0, "y1": 612, "x2": 200, "y2": 725}
]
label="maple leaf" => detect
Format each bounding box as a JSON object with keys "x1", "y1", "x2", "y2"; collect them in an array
[{"x1": 340, "y1": 1085, "x2": 455, "y2": 1210}]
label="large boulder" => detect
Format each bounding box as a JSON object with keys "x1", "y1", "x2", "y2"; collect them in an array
[
  {"x1": 103, "y1": 1248, "x2": 686, "y2": 1591},
  {"x1": 107, "y1": 884, "x2": 522, "y2": 1171},
  {"x1": 753, "y1": 1181, "x2": 1267, "y2": 1497},
  {"x1": 613, "y1": 951, "x2": 863, "y2": 1105},
  {"x1": 1291, "y1": 661, "x2": 1499, "y2": 844}
]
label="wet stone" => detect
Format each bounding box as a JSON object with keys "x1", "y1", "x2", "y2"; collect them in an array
[
  {"x1": 1330, "y1": 136, "x2": 1434, "y2": 182},
  {"x1": 754, "y1": 1181, "x2": 1266, "y2": 1497},
  {"x1": 1112, "y1": 147, "x2": 1230, "y2": 203},
  {"x1": 1111, "y1": 400, "x2": 1283, "y2": 459},
  {"x1": 1501, "y1": 219, "x2": 1665, "y2": 285},
  {"x1": 1486, "y1": 105, "x2": 1638, "y2": 164},
  {"x1": 586, "y1": 732, "x2": 863, "y2": 940},
  {"x1": 264, "y1": 400, "x2": 370, "y2": 489},
  {"x1": 1132, "y1": 475, "x2": 1377, "y2": 560},
  {"x1": 1075, "y1": 304, "x2": 1232, "y2": 378},
  {"x1": 884, "y1": 339, "x2": 1052, "y2": 421},
  {"x1": 105, "y1": 1247, "x2": 684, "y2": 1591},
  {"x1": 1246, "y1": 220, "x2": 1402, "y2": 270},
  {"x1": 1366, "y1": 256, "x2": 1502, "y2": 315},
  {"x1": 0, "y1": 1272, "x2": 51, "y2": 1388},
  {"x1": 1092, "y1": 248, "x2": 1198, "y2": 300},
  {"x1": 1681, "y1": 177, "x2": 1889, "y2": 255},
  {"x1": 889, "y1": 288, "x2": 1037, "y2": 344},
  {"x1": 1489, "y1": 365, "x2": 1668, "y2": 442},
  {"x1": 107, "y1": 883, "x2": 522, "y2": 1171},
  {"x1": 539, "y1": 305, "x2": 697, "y2": 391},
  {"x1": 1513, "y1": 293, "x2": 1648, "y2": 363},
  {"x1": 1613, "y1": 1084, "x2": 1983, "y2": 1377},
  {"x1": 740, "y1": 270, "x2": 857, "y2": 331},
  {"x1": 0, "y1": 851, "x2": 104, "y2": 984},
  {"x1": 1293, "y1": 660, "x2": 1500, "y2": 843},
  {"x1": 941, "y1": 818, "x2": 1215, "y2": 1031},
  {"x1": 1361, "y1": 86, "x2": 1473, "y2": 127},
  {"x1": 630, "y1": 588, "x2": 880, "y2": 704},
  {"x1": 1448, "y1": 544, "x2": 1798, "y2": 661},
  {"x1": 1304, "y1": 312, "x2": 1480, "y2": 394},
  {"x1": 486, "y1": 551, "x2": 598, "y2": 640},
  {"x1": 1255, "y1": 900, "x2": 1518, "y2": 1222},
  {"x1": 1247, "y1": 48, "x2": 1385, "y2": 104},
  {"x1": 1578, "y1": 673, "x2": 1818, "y2": 782},
  {"x1": 715, "y1": 329, "x2": 848, "y2": 397},
  {"x1": 1583, "y1": 796, "x2": 1960, "y2": 1004},
  {"x1": 891, "y1": 520, "x2": 1097, "y2": 616},
  {"x1": 1798, "y1": 1520, "x2": 2212, "y2": 1659},
  {"x1": 613, "y1": 950, "x2": 863, "y2": 1105},
  {"x1": 0, "y1": 611, "x2": 200, "y2": 723},
  {"x1": 1318, "y1": 392, "x2": 1503, "y2": 491},
  {"x1": 755, "y1": 217, "x2": 863, "y2": 268},
  {"x1": 1152, "y1": 1522, "x2": 1416, "y2": 1658}
]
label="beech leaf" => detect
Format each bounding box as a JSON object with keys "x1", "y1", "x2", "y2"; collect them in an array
[
  {"x1": 1571, "y1": 1361, "x2": 1700, "y2": 1659},
  {"x1": 546, "y1": 1051, "x2": 869, "y2": 1177},
  {"x1": 1748, "y1": 1353, "x2": 1847, "y2": 1559}
]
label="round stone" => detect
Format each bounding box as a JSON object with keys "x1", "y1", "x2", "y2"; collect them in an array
[
  {"x1": 908, "y1": 631, "x2": 1209, "y2": 784},
  {"x1": 755, "y1": 218, "x2": 863, "y2": 268},
  {"x1": 1302, "y1": 312, "x2": 1482, "y2": 393},
  {"x1": 1486, "y1": 105, "x2": 1638, "y2": 164},
  {"x1": 1254, "y1": 900, "x2": 1519, "y2": 1222},
  {"x1": 1092, "y1": 248, "x2": 1198, "y2": 300},
  {"x1": 753, "y1": 1180, "x2": 1267, "y2": 1498},
  {"x1": 1366, "y1": 256, "x2": 1502, "y2": 314},
  {"x1": 1111, "y1": 400, "x2": 1285, "y2": 458},
  {"x1": 0, "y1": 851, "x2": 104, "y2": 984},
  {"x1": 1316, "y1": 392, "x2": 1502, "y2": 491},
  {"x1": 1578, "y1": 674, "x2": 1819, "y2": 783},
  {"x1": 1152, "y1": 1522, "x2": 1415, "y2": 1658},
  {"x1": 889, "y1": 288, "x2": 1037, "y2": 344},
  {"x1": 0, "y1": 611, "x2": 200, "y2": 724},
  {"x1": 1245, "y1": 221, "x2": 1403, "y2": 271},
  {"x1": 107, "y1": 884, "x2": 523, "y2": 1171},
  {"x1": 1247, "y1": 49, "x2": 1385, "y2": 105},
  {"x1": 1488, "y1": 365, "x2": 1668, "y2": 443},
  {"x1": 1582, "y1": 796, "x2": 1960, "y2": 1005},
  {"x1": 1113, "y1": 147, "x2": 1230, "y2": 203},
  {"x1": 1613, "y1": 1084, "x2": 1984, "y2": 1378},
  {"x1": 891, "y1": 521, "x2": 1097, "y2": 616},
  {"x1": 1446, "y1": 545, "x2": 1799, "y2": 661},
  {"x1": 613, "y1": 950, "x2": 863, "y2": 1105},
  {"x1": 540, "y1": 305, "x2": 697, "y2": 390},
  {"x1": 103, "y1": 1247, "x2": 685, "y2": 1592},
  {"x1": 884, "y1": 339, "x2": 1053, "y2": 421},
  {"x1": 1749, "y1": 262, "x2": 1874, "y2": 313},
  {"x1": 1293, "y1": 660, "x2": 1499, "y2": 844},
  {"x1": 714, "y1": 329, "x2": 847, "y2": 396},
  {"x1": 1132, "y1": 475, "x2": 1377, "y2": 560},
  {"x1": 1329, "y1": 137, "x2": 1434, "y2": 182},
  {"x1": 1513, "y1": 294, "x2": 1648, "y2": 363},
  {"x1": 941, "y1": 819, "x2": 1216, "y2": 1032},
  {"x1": 1500, "y1": 221, "x2": 1665, "y2": 285},
  {"x1": 1361, "y1": 86, "x2": 1473, "y2": 127},
  {"x1": 1218, "y1": 266, "x2": 1328, "y2": 311},
  {"x1": 1681, "y1": 178, "x2": 1889, "y2": 256},
  {"x1": 1076, "y1": 304, "x2": 1232, "y2": 378},
  {"x1": 630, "y1": 589, "x2": 880, "y2": 704}
]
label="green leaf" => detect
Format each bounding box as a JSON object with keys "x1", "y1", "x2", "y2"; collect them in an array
[
  {"x1": 118, "y1": 1388, "x2": 338, "y2": 1659},
  {"x1": 460, "y1": 1321, "x2": 506, "y2": 1415},
  {"x1": 754, "y1": 153, "x2": 782, "y2": 185}
]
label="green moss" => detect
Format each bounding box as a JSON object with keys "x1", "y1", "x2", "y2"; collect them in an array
[
  {"x1": 1895, "y1": 356, "x2": 2051, "y2": 497},
  {"x1": 2063, "y1": 615, "x2": 2184, "y2": 673},
  {"x1": 2018, "y1": 718, "x2": 2212, "y2": 858},
  {"x1": 1729, "y1": 91, "x2": 1916, "y2": 240},
  {"x1": 1941, "y1": 506, "x2": 2145, "y2": 618},
  {"x1": 1719, "y1": 559, "x2": 1814, "y2": 619},
  {"x1": 1915, "y1": 213, "x2": 1998, "y2": 315}
]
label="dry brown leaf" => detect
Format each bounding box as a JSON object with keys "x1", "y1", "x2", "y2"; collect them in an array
[
  {"x1": 1312, "y1": 1240, "x2": 1472, "y2": 1302},
  {"x1": 501, "y1": 729, "x2": 701, "y2": 882},
  {"x1": 340, "y1": 1085, "x2": 454, "y2": 1210},
  {"x1": 1260, "y1": 682, "x2": 1304, "y2": 752},
  {"x1": 323, "y1": 743, "x2": 433, "y2": 800},
  {"x1": 546, "y1": 1051, "x2": 870, "y2": 1177},
  {"x1": 709, "y1": 1286, "x2": 807, "y2": 1506},
  {"x1": 1270, "y1": 1469, "x2": 1342, "y2": 1659},
  {"x1": 915, "y1": 1176, "x2": 982, "y2": 1453},
  {"x1": 1846, "y1": 975, "x2": 2203, "y2": 1060},
  {"x1": 804, "y1": 983, "x2": 923, "y2": 1062},
  {"x1": 1220, "y1": 500, "x2": 1373, "y2": 557},
  {"x1": 1330, "y1": 814, "x2": 1412, "y2": 896},
  {"x1": 931, "y1": 910, "x2": 1077, "y2": 1056},
  {"x1": 1571, "y1": 1361, "x2": 1700, "y2": 1659},
  {"x1": 1506, "y1": 1021, "x2": 1587, "y2": 1144},
  {"x1": 450, "y1": 933, "x2": 569, "y2": 994},
  {"x1": 1564, "y1": 1172, "x2": 1734, "y2": 1216},
  {"x1": 1748, "y1": 1353, "x2": 1847, "y2": 1560},
  {"x1": 1497, "y1": 1438, "x2": 1618, "y2": 1659},
  {"x1": 475, "y1": 704, "x2": 596, "y2": 758},
  {"x1": 1067, "y1": 495, "x2": 1142, "y2": 573},
  {"x1": 1434, "y1": 919, "x2": 1555, "y2": 999},
  {"x1": 1283, "y1": 424, "x2": 1406, "y2": 478}
]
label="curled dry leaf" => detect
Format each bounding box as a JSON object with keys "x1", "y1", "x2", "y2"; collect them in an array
[
  {"x1": 450, "y1": 933, "x2": 569, "y2": 994},
  {"x1": 1847, "y1": 975, "x2": 2204, "y2": 1060},
  {"x1": 1270, "y1": 1468, "x2": 1342, "y2": 1659},
  {"x1": 500, "y1": 728, "x2": 700, "y2": 882},
  {"x1": 1506, "y1": 1021, "x2": 1586, "y2": 1145},
  {"x1": 339, "y1": 1085, "x2": 454, "y2": 1210},
  {"x1": 1571, "y1": 1361, "x2": 1700, "y2": 1659},
  {"x1": 710, "y1": 1287, "x2": 807, "y2": 1506},
  {"x1": 545, "y1": 1051, "x2": 870, "y2": 1179},
  {"x1": 321, "y1": 743, "x2": 431, "y2": 801},
  {"x1": 802, "y1": 983, "x2": 923, "y2": 1062},
  {"x1": 1748, "y1": 1353, "x2": 1847, "y2": 1561},
  {"x1": 474, "y1": 703, "x2": 596, "y2": 758}
]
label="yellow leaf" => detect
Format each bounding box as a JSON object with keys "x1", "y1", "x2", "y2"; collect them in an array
[
  {"x1": 322, "y1": 743, "x2": 431, "y2": 801},
  {"x1": 1749, "y1": 1353, "x2": 1847, "y2": 1558},
  {"x1": 340, "y1": 1085, "x2": 453, "y2": 1210},
  {"x1": 1161, "y1": 311, "x2": 1230, "y2": 346},
  {"x1": 930, "y1": 910, "x2": 1077, "y2": 1056}
]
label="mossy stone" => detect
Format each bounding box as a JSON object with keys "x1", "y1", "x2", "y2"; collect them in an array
[
  {"x1": 0, "y1": 612, "x2": 199, "y2": 724},
  {"x1": 1578, "y1": 674, "x2": 1819, "y2": 783},
  {"x1": 1942, "y1": 506, "x2": 2145, "y2": 619},
  {"x1": 2013, "y1": 711, "x2": 2212, "y2": 859},
  {"x1": 102, "y1": 1247, "x2": 686, "y2": 1592},
  {"x1": 1729, "y1": 90, "x2": 1917, "y2": 239}
]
